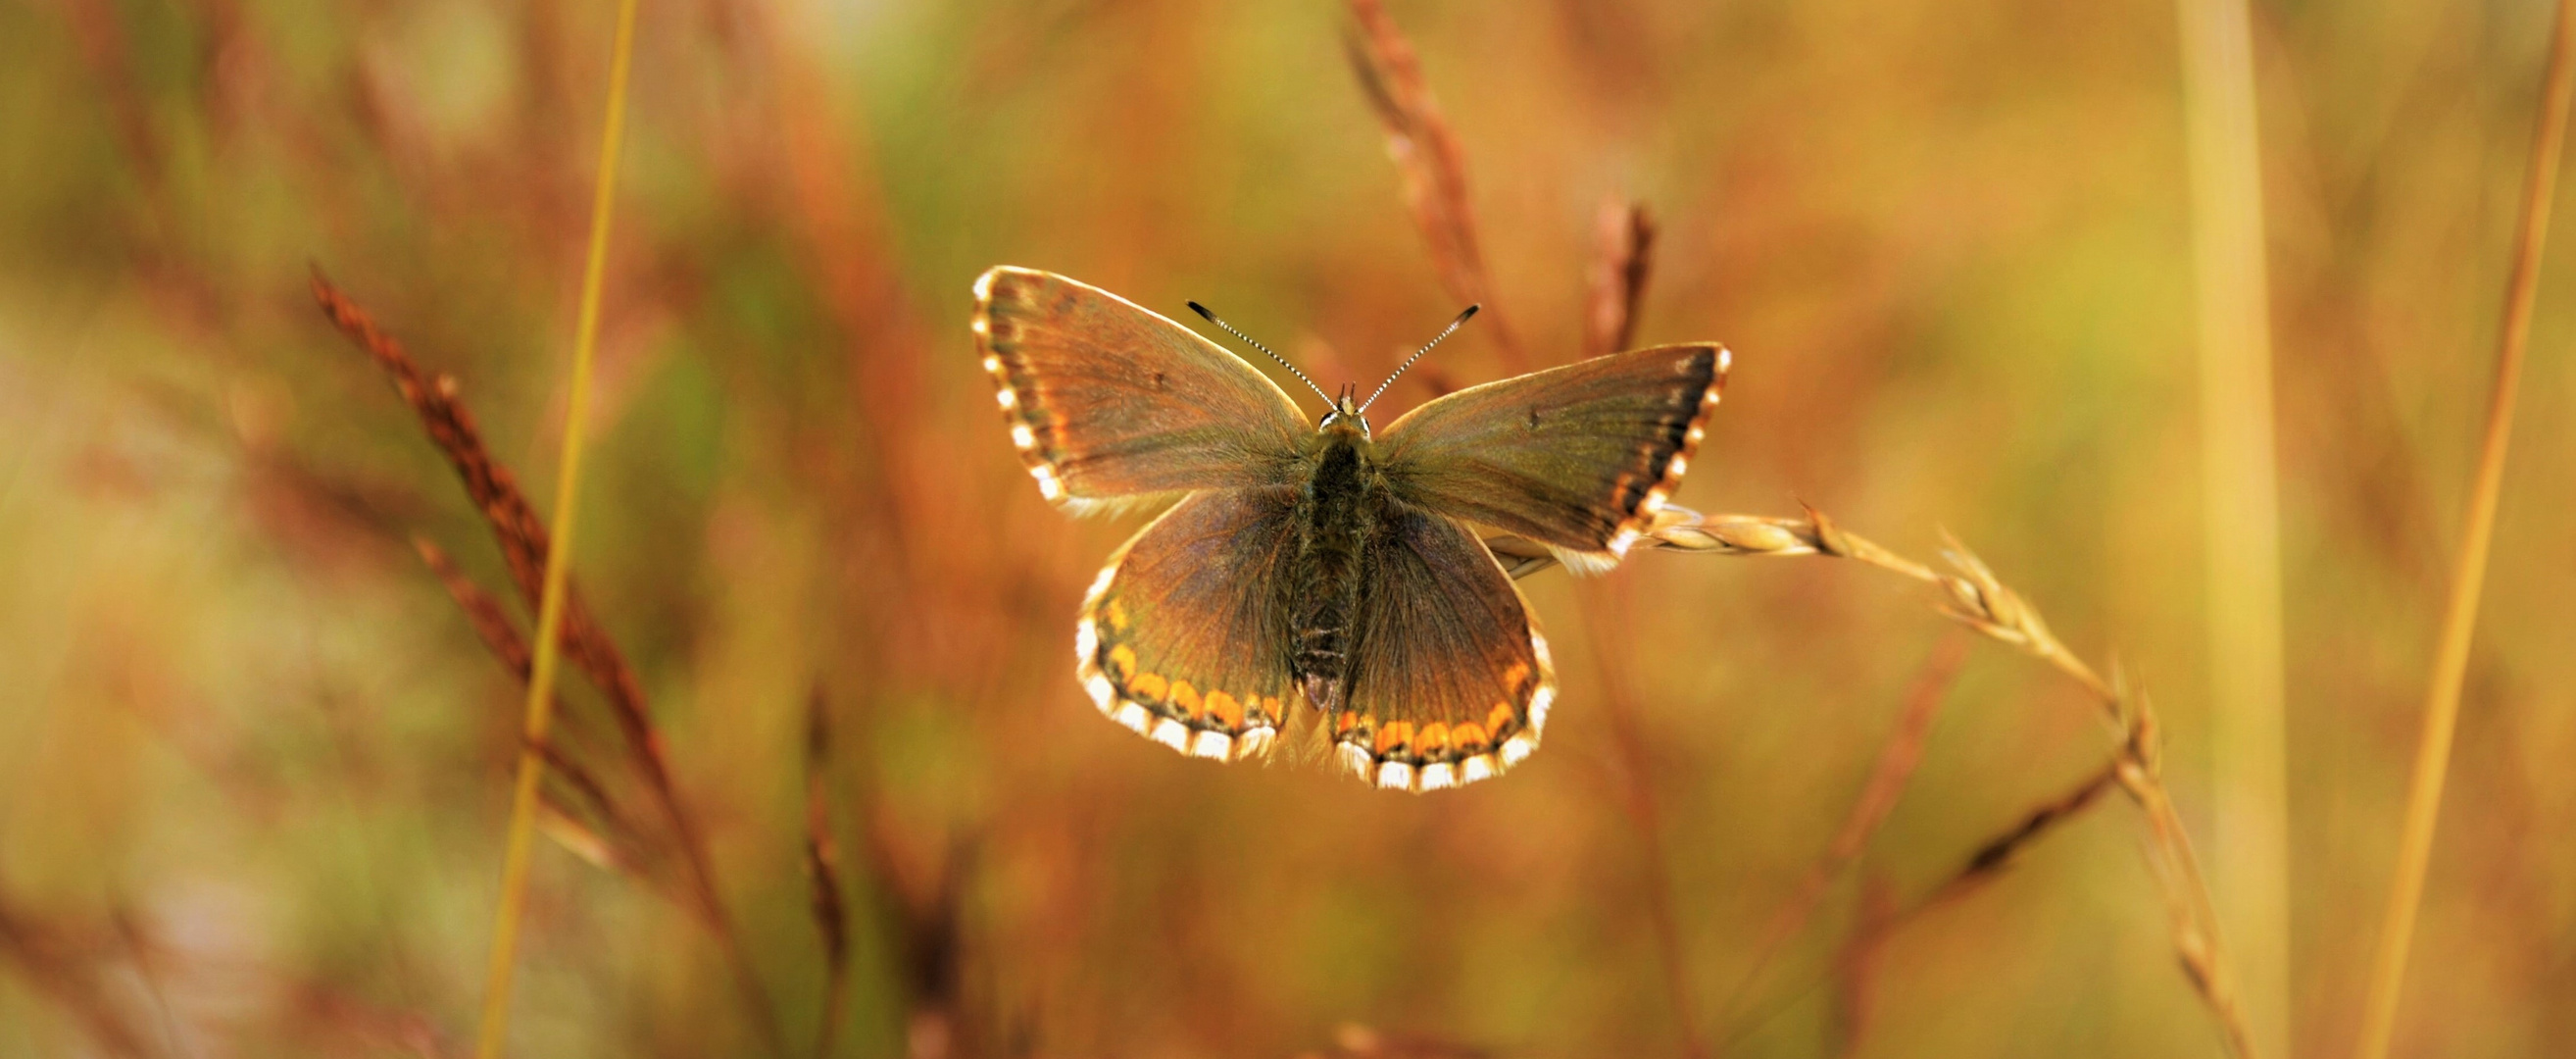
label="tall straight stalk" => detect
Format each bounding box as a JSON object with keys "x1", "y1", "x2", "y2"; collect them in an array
[
  {"x1": 2176, "y1": 0, "x2": 2288, "y2": 1054},
  {"x1": 2354, "y1": 2, "x2": 2576, "y2": 1055},
  {"x1": 472, "y1": 1, "x2": 641, "y2": 1055}
]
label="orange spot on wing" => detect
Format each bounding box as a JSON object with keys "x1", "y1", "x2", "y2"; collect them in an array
[
  {"x1": 1453, "y1": 722, "x2": 1491, "y2": 753},
  {"x1": 1486, "y1": 702, "x2": 1516, "y2": 736},
  {"x1": 1502, "y1": 662, "x2": 1532, "y2": 693},
  {"x1": 1128, "y1": 672, "x2": 1168, "y2": 704},
  {"x1": 1415, "y1": 723, "x2": 1451, "y2": 758},
  {"x1": 1205, "y1": 690, "x2": 1243, "y2": 730},
  {"x1": 1375, "y1": 721, "x2": 1414, "y2": 757},
  {"x1": 1106, "y1": 600, "x2": 1129, "y2": 630},
  {"x1": 1169, "y1": 681, "x2": 1202, "y2": 721},
  {"x1": 1260, "y1": 696, "x2": 1283, "y2": 725},
  {"x1": 1334, "y1": 711, "x2": 1360, "y2": 737},
  {"x1": 1106, "y1": 644, "x2": 1137, "y2": 680}
]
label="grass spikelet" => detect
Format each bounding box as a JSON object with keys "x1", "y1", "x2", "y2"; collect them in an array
[
  {"x1": 1583, "y1": 199, "x2": 1657, "y2": 360},
  {"x1": 1343, "y1": 0, "x2": 1524, "y2": 371},
  {"x1": 315, "y1": 274, "x2": 782, "y2": 1054}
]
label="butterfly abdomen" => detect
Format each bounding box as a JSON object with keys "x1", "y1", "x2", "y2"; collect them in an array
[{"x1": 1287, "y1": 429, "x2": 1380, "y2": 714}]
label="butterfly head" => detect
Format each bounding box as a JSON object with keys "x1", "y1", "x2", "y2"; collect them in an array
[{"x1": 1319, "y1": 382, "x2": 1371, "y2": 438}]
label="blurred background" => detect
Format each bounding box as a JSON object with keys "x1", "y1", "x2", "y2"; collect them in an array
[{"x1": 3, "y1": 0, "x2": 2573, "y2": 1056}]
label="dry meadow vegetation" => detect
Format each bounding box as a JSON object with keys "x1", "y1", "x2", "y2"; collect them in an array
[{"x1": 3, "y1": 1, "x2": 2574, "y2": 1057}]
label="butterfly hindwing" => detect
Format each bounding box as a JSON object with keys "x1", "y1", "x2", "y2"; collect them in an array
[
  {"x1": 974, "y1": 266, "x2": 1312, "y2": 511},
  {"x1": 1328, "y1": 502, "x2": 1556, "y2": 791},
  {"x1": 1378, "y1": 344, "x2": 1730, "y2": 572},
  {"x1": 1076, "y1": 488, "x2": 1302, "y2": 762}
]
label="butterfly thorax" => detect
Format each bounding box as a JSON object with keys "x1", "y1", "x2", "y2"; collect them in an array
[{"x1": 1287, "y1": 419, "x2": 1386, "y2": 715}]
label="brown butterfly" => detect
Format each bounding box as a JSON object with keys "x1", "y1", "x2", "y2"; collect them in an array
[{"x1": 973, "y1": 266, "x2": 1729, "y2": 791}]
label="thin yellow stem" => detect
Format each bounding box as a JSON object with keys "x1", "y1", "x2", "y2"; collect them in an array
[
  {"x1": 472, "y1": 1, "x2": 641, "y2": 1055},
  {"x1": 2354, "y1": 2, "x2": 2576, "y2": 1055}
]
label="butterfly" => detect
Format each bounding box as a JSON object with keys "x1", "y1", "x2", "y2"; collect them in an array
[{"x1": 972, "y1": 266, "x2": 1729, "y2": 791}]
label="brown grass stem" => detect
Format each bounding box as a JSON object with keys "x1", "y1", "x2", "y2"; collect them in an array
[
  {"x1": 319, "y1": 271, "x2": 782, "y2": 1055},
  {"x1": 1957, "y1": 759, "x2": 2123, "y2": 884},
  {"x1": 417, "y1": 536, "x2": 649, "y2": 875},
  {"x1": 314, "y1": 6, "x2": 767, "y2": 1048},
  {"x1": 1578, "y1": 580, "x2": 1709, "y2": 1059},
  {"x1": 1545, "y1": 504, "x2": 2258, "y2": 1057},
  {"x1": 2353, "y1": 0, "x2": 2576, "y2": 1053},
  {"x1": 471, "y1": 0, "x2": 640, "y2": 1051},
  {"x1": 805, "y1": 690, "x2": 852, "y2": 1059},
  {"x1": 1719, "y1": 633, "x2": 1968, "y2": 1028},
  {"x1": 1584, "y1": 199, "x2": 1657, "y2": 359},
  {"x1": 1718, "y1": 757, "x2": 2124, "y2": 1054},
  {"x1": 0, "y1": 894, "x2": 153, "y2": 1058},
  {"x1": 1344, "y1": 0, "x2": 1525, "y2": 372},
  {"x1": 1829, "y1": 875, "x2": 1897, "y2": 1058},
  {"x1": 309, "y1": 276, "x2": 660, "y2": 740}
]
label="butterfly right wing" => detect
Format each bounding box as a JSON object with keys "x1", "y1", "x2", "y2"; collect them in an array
[
  {"x1": 1375, "y1": 343, "x2": 1729, "y2": 572},
  {"x1": 1075, "y1": 487, "x2": 1301, "y2": 763},
  {"x1": 975, "y1": 267, "x2": 1313, "y2": 511}
]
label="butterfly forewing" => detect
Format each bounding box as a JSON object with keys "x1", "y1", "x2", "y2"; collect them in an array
[
  {"x1": 1076, "y1": 488, "x2": 1302, "y2": 762},
  {"x1": 1329, "y1": 504, "x2": 1555, "y2": 791},
  {"x1": 974, "y1": 267, "x2": 1311, "y2": 510},
  {"x1": 1378, "y1": 343, "x2": 1730, "y2": 572}
]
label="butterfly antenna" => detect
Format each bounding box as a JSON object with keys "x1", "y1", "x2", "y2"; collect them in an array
[
  {"x1": 1360, "y1": 304, "x2": 1478, "y2": 413},
  {"x1": 1188, "y1": 301, "x2": 1333, "y2": 408}
]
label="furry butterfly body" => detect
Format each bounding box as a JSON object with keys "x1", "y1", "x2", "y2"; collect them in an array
[{"x1": 973, "y1": 266, "x2": 1729, "y2": 791}]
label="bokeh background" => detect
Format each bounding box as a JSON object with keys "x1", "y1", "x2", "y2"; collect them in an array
[{"x1": 3, "y1": 0, "x2": 2573, "y2": 1056}]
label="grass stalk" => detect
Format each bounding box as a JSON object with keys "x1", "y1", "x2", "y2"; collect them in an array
[
  {"x1": 1714, "y1": 756, "x2": 2127, "y2": 1054},
  {"x1": 2175, "y1": 0, "x2": 2290, "y2": 1050},
  {"x1": 1584, "y1": 199, "x2": 1657, "y2": 359},
  {"x1": 2353, "y1": 0, "x2": 2576, "y2": 1054},
  {"x1": 1578, "y1": 580, "x2": 1709, "y2": 1059},
  {"x1": 1344, "y1": 0, "x2": 1526, "y2": 371},
  {"x1": 804, "y1": 690, "x2": 852, "y2": 1059},
  {"x1": 1719, "y1": 633, "x2": 1967, "y2": 1027},
  {"x1": 316, "y1": 272, "x2": 785, "y2": 1052},
  {"x1": 471, "y1": 0, "x2": 640, "y2": 1055},
  {"x1": 1551, "y1": 505, "x2": 2260, "y2": 1056},
  {"x1": 1348, "y1": 3, "x2": 2249, "y2": 1049},
  {"x1": 321, "y1": 273, "x2": 783, "y2": 1051}
]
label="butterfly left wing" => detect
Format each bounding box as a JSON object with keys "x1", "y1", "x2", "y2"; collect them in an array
[
  {"x1": 1075, "y1": 487, "x2": 1301, "y2": 762},
  {"x1": 1327, "y1": 503, "x2": 1556, "y2": 792},
  {"x1": 974, "y1": 267, "x2": 1312, "y2": 512},
  {"x1": 1376, "y1": 344, "x2": 1729, "y2": 573}
]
